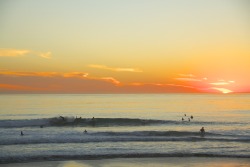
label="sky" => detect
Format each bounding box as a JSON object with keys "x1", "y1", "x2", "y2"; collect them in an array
[{"x1": 0, "y1": 0, "x2": 249, "y2": 93}]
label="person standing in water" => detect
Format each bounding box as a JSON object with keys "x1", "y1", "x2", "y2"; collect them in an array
[{"x1": 20, "y1": 131, "x2": 24, "y2": 136}]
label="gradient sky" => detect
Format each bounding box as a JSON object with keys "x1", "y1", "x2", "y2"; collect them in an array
[{"x1": 0, "y1": 0, "x2": 249, "y2": 93}]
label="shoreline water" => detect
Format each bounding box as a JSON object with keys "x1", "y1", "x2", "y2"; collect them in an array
[
  {"x1": 1, "y1": 153, "x2": 250, "y2": 164},
  {"x1": 1, "y1": 157, "x2": 250, "y2": 167}
]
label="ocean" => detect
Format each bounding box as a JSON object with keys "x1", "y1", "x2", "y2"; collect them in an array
[{"x1": 0, "y1": 94, "x2": 250, "y2": 164}]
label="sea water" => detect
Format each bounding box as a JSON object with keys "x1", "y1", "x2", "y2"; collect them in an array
[{"x1": 0, "y1": 94, "x2": 249, "y2": 163}]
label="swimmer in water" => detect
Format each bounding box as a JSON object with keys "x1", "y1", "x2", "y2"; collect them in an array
[{"x1": 200, "y1": 127, "x2": 205, "y2": 136}]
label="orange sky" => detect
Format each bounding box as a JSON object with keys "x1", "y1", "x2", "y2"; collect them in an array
[{"x1": 0, "y1": 0, "x2": 249, "y2": 94}]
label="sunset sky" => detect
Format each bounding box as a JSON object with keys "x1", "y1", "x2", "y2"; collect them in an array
[{"x1": 0, "y1": 0, "x2": 249, "y2": 93}]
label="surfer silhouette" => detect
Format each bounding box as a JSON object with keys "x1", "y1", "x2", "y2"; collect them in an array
[
  {"x1": 20, "y1": 131, "x2": 24, "y2": 136},
  {"x1": 84, "y1": 129, "x2": 87, "y2": 133},
  {"x1": 200, "y1": 127, "x2": 205, "y2": 136},
  {"x1": 60, "y1": 116, "x2": 65, "y2": 121},
  {"x1": 92, "y1": 117, "x2": 96, "y2": 126},
  {"x1": 191, "y1": 115, "x2": 193, "y2": 119},
  {"x1": 182, "y1": 117, "x2": 184, "y2": 121}
]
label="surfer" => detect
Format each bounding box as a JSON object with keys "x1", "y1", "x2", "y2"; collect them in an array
[
  {"x1": 200, "y1": 127, "x2": 205, "y2": 135},
  {"x1": 60, "y1": 116, "x2": 65, "y2": 121},
  {"x1": 74, "y1": 116, "x2": 82, "y2": 123},
  {"x1": 191, "y1": 115, "x2": 193, "y2": 119},
  {"x1": 20, "y1": 131, "x2": 24, "y2": 136},
  {"x1": 84, "y1": 129, "x2": 87, "y2": 133},
  {"x1": 188, "y1": 118, "x2": 190, "y2": 122},
  {"x1": 182, "y1": 117, "x2": 184, "y2": 121},
  {"x1": 92, "y1": 117, "x2": 96, "y2": 126}
]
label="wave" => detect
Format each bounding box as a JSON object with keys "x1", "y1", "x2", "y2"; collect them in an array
[
  {"x1": 0, "y1": 117, "x2": 245, "y2": 128},
  {"x1": 1, "y1": 153, "x2": 249, "y2": 164},
  {"x1": 1, "y1": 130, "x2": 249, "y2": 145},
  {"x1": 93, "y1": 130, "x2": 219, "y2": 137}
]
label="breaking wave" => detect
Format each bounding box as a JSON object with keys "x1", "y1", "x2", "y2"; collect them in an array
[{"x1": 0, "y1": 117, "x2": 245, "y2": 128}]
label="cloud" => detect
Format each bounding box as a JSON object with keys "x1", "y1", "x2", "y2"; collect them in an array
[
  {"x1": 166, "y1": 83, "x2": 196, "y2": 89},
  {"x1": 175, "y1": 78, "x2": 202, "y2": 82},
  {"x1": 0, "y1": 71, "x2": 122, "y2": 93},
  {"x1": 0, "y1": 70, "x2": 240, "y2": 94},
  {"x1": 0, "y1": 71, "x2": 60, "y2": 77},
  {"x1": 210, "y1": 80, "x2": 235, "y2": 86},
  {"x1": 210, "y1": 82, "x2": 230, "y2": 86},
  {"x1": 0, "y1": 49, "x2": 30, "y2": 57},
  {"x1": 88, "y1": 64, "x2": 143, "y2": 72},
  {"x1": 0, "y1": 48, "x2": 52, "y2": 59},
  {"x1": 0, "y1": 71, "x2": 121, "y2": 87},
  {"x1": 100, "y1": 77, "x2": 121, "y2": 85},
  {"x1": 129, "y1": 82, "x2": 196, "y2": 89},
  {"x1": 39, "y1": 52, "x2": 52, "y2": 59},
  {"x1": 175, "y1": 74, "x2": 202, "y2": 82},
  {"x1": 63, "y1": 72, "x2": 89, "y2": 78},
  {"x1": 211, "y1": 87, "x2": 233, "y2": 94}
]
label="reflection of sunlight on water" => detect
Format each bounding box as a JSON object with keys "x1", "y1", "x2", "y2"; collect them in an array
[{"x1": 59, "y1": 161, "x2": 91, "y2": 167}]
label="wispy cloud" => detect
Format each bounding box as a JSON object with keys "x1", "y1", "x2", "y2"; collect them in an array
[
  {"x1": 210, "y1": 80, "x2": 235, "y2": 86},
  {"x1": 129, "y1": 82, "x2": 196, "y2": 89},
  {"x1": 175, "y1": 74, "x2": 202, "y2": 82},
  {"x1": 39, "y1": 52, "x2": 52, "y2": 59},
  {"x1": 88, "y1": 64, "x2": 143, "y2": 72},
  {"x1": 166, "y1": 83, "x2": 196, "y2": 89},
  {"x1": 175, "y1": 78, "x2": 202, "y2": 82},
  {"x1": 0, "y1": 71, "x2": 121, "y2": 86},
  {"x1": 0, "y1": 49, "x2": 30, "y2": 57},
  {"x1": 0, "y1": 71, "x2": 91, "y2": 79},
  {"x1": 63, "y1": 72, "x2": 89, "y2": 78},
  {"x1": 210, "y1": 82, "x2": 230, "y2": 86},
  {"x1": 0, "y1": 71, "x2": 123, "y2": 93},
  {"x1": 0, "y1": 48, "x2": 52, "y2": 59},
  {"x1": 0, "y1": 71, "x2": 60, "y2": 77},
  {"x1": 0, "y1": 70, "x2": 239, "y2": 93},
  {"x1": 173, "y1": 73, "x2": 237, "y2": 93},
  {"x1": 211, "y1": 87, "x2": 233, "y2": 94},
  {"x1": 101, "y1": 77, "x2": 121, "y2": 85}
]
